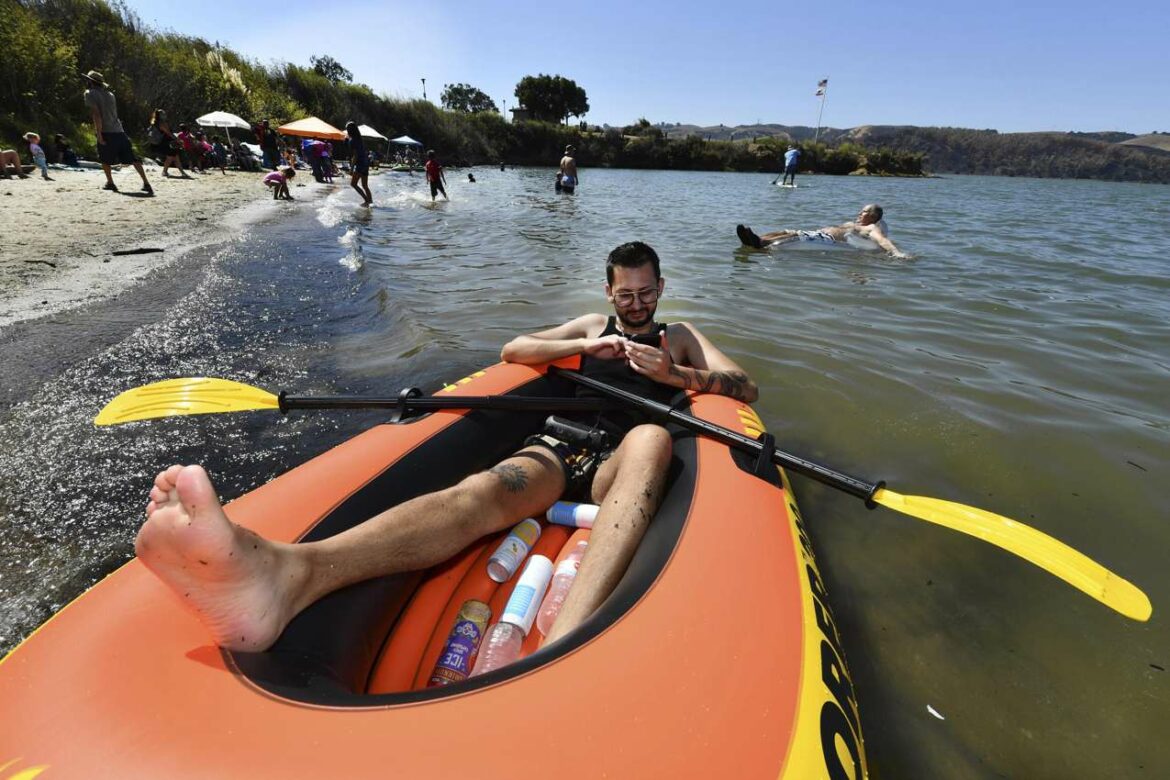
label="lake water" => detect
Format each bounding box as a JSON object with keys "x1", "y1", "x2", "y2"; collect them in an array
[{"x1": 1, "y1": 168, "x2": 1167, "y2": 778}]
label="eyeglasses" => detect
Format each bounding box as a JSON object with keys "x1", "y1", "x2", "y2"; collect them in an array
[{"x1": 612, "y1": 288, "x2": 659, "y2": 306}]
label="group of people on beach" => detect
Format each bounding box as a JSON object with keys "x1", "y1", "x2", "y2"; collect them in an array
[{"x1": 4, "y1": 68, "x2": 386, "y2": 206}]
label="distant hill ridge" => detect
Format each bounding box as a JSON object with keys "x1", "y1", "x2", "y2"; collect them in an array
[{"x1": 650, "y1": 123, "x2": 1170, "y2": 182}]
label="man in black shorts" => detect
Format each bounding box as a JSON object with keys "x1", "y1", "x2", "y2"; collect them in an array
[{"x1": 83, "y1": 69, "x2": 153, "y2": 195}]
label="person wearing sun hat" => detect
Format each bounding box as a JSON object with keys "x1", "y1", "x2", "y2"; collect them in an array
[{"x1": 82, "y1": 69, "x2": 153, "y2": 195}]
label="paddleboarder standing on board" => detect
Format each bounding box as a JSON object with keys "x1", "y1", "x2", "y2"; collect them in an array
[
  {"x1": 135, "y1": 242, "x2": 757, "y2": 651},
  {"x1": 781, "y1": 145, "x2": 800, "y2": 186},
  {"x1": 737, "y1": 203, "x2": 909, "y2": 257}
]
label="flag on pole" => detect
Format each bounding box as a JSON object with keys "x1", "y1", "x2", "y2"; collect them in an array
[{"x1": 816, "y1": 78, "x2": 828, "y2": 96}]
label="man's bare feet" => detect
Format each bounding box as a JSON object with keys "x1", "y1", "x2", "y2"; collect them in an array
[{"x1": 136, "y1": 465, "x2": 309, "y2": 651}]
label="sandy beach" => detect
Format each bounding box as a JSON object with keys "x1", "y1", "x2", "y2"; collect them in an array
[{"x1": 1, "y1": 163, "x2": 299, "y2": 328}]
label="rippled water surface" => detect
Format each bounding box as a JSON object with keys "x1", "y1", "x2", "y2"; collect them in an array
[{"x1": 2, "y1": 169, "x2": 1168, "y2": 778}]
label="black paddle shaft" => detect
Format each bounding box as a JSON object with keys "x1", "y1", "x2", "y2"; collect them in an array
[
  {"x1": 550, "y1": 367, "x2": 883, "y2": 503},
  {"x1": 278, "y1": 392, "x2": 616, "y2": 414}
]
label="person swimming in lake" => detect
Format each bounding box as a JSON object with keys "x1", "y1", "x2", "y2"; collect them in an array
[{"x1": 737, "y1": 204, "x2": 908, "y2": 257}]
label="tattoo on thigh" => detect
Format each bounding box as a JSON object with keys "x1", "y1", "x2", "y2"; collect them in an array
[{"x1": 490, "y1": 463, "x2": 528, "y2": 493}]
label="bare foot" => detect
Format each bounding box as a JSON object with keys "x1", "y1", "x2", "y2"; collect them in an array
[{"x1": 136, "y1": 465, "x2": 309, "y2": 651}]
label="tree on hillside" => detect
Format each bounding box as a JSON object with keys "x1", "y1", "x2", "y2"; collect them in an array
[
  {"x1": 310, "y1": 55, "x2": 352, "y2": 84},
  {"x1": 514, "y1": 74, "x2": 589, "y2": 123},
  {"x1": 441, "y1": 83, "x2": 498, "y2": 113}
]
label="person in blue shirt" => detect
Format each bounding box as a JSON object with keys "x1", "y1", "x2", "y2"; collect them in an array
[{"x1": 781, "y1": 145, "x2": 800, "y2": 186}]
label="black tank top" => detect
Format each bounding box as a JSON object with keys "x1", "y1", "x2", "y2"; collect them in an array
[{"x1": 575, "y1": 316, "x2": 678, "y2": 436}]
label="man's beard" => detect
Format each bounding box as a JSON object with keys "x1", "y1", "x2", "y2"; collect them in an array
[{"x1": 616, "y1": 306, "x2": 655, "y2": 331}]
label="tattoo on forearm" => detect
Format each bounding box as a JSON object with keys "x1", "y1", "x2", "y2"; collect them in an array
[
  {"x1": 672, "y1": 367, "x2": 751, "y2": 400},
  {"x1": 711, "y1": 371, "x2": 751, "y2": 400},
  {"x1": 490, "y1": 463, "x2": 528, "y2": 493}
]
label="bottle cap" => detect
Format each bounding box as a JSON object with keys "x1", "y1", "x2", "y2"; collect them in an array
[{"x1": 501, "y1": 555, "x2": 554, "y2": 634}]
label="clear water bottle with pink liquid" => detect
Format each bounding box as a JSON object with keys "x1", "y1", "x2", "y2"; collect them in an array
[
  {"x1": 536, "y1": 540, "x2": 588, "y2": 637},
  {"x1": 470, "y1": 555, "x2": 553, "y2": 677}
]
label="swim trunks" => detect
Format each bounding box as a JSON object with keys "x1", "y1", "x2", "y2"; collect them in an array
[
  {"x1": 560, "y1": 175, "x2": 576, "y2": 188},
  {"x1": 524, "y1": 420, "x2": 613, "y2": 500},
  {"x1": 795, "y1": 230, "x2": 839, "y2": 244}
]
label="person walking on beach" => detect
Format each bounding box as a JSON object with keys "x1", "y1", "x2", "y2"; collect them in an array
[
  {"x1": 780, "y1": 144, "x2": 800, "y2": 186},
  {"x1": 736, "y1": 203, "x2": 909, "y2": 257},
  {"x1": 83, "y1": 69, "x2": 153, "y2": 195},
  {"x1": 345, "y1": 122, "x2": 372, "y2": 206},
  {"x1": 134, "y1": 240, "x2": 757, "y2": 652},
  {"x1": 148, "y1": 109, "x2": 186, "y2": 178},
  {"x1": 424, "y1": 149, "x2": 448, "y2": 201},
  {"x1": 557, "y1": 145, "x2": 579, "y2": 193},
  {"x1": 23, "y1": 133, "x2": 51, "y2": 180}
]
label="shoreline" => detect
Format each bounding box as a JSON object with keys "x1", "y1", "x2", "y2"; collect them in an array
[{"x1": 1, "y1": 165, "x2": 324, "y2": 329}]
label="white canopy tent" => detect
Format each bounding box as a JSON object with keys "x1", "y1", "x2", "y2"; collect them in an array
[
  {"x1": 391, "y1": 135, "x2": 423, "y2": 146},
  {"x1": 358, "y1": 124, "x2": 388, "y2": 141}
]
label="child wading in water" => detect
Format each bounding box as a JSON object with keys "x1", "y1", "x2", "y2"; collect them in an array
[
  {"x1": 23, "y1": 132, "x2": 51, "y2": 180},
  {"x1": 264, "y1": 166, "x2": 295, "y2": 199}
]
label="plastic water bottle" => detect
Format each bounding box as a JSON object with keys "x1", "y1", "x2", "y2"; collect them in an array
[
  {"x1": 487, "y1": 518, "x2": 542, "y2": 583},
  {"x1": 546, "y1": 501, "x2": 599, "y2": 529},
  {"x1": 426, "y1": 599, "x2": 492, "y2": 687},
  {"x1": 470, "y1": 555, "x2": 553, "y2": 677},
  {"x1": 536, "y1": 540, "x2": 588, "y2": 637}
]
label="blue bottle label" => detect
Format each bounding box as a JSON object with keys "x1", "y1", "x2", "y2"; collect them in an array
[{"x1": 428, "y1": 617, "x2": 487, "y2": 686}]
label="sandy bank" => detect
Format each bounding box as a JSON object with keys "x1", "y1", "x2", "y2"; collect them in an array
[{"x1": 0, "y1": 164, "x2": 311, "y2": 328}]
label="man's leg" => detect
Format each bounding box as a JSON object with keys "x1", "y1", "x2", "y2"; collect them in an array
[
  {"x1": 543, "y1": 424, "x2": 672, "y2": 643},
  {"x1": 759, "y1": 229, "x2": 798, "y2": 244},
  {"x1": 740, "y1": 224, "x2": 798, "y2": 248},
  {"x1": 132, "y1": 160, "x2": 152, "y2": 192},
  {"x1": 136, "y1": 447, "x2": 566, "y2": 652}
]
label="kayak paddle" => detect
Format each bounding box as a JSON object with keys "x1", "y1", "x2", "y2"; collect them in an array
[
  {"x1": 93, "y1": 376, "x2": 615, "y2": 426},
  {"x1": 551, "y1": 367, "x2": 1152, "y2": 622}
]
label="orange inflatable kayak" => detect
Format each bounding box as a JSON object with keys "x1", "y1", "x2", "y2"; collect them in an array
[{"x1": 0, "y1": 359, "x2": 867, "y2": 779}]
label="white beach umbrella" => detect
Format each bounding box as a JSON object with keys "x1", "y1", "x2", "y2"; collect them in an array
[
  {"x1": 196, "y1": 111, "x2": 252, "y2": 130},
  {"x1": 196, "y1": 110, "x2": 253, "y2": 147}
]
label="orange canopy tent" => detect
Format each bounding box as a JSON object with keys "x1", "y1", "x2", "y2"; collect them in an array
[{"x1": 277, "y1": 117, "x2": 346, "y2": 141}]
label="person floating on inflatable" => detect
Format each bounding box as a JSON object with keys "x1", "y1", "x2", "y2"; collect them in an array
[{"x1": 737, "y1": 204, "x2": 909, "y2": 258}]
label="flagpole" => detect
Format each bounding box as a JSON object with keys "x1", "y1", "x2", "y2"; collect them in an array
[{"x1": 814, "y1": 79, "x2": 829, "y2": 145}]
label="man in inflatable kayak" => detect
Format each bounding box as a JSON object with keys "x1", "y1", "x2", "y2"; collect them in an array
[
  {"x1": 737, "y1": 203, "x2": 909, "y2": 257},
  {"x1": 136, "y1": 241, "x2": 758, "y2": 651}
]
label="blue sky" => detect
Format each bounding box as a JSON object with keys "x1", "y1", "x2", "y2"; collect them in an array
[{"x1": 125, "y1": 0, "x2": 1169, "y2": 134}]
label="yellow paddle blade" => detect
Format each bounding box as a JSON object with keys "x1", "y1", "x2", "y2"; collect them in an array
[
  {"x1": 94, "y1": 377, "x2": 280, "y2": 426},
  {"x1": 874, "y1": 488, "x2": 1152, "y2": 621}
]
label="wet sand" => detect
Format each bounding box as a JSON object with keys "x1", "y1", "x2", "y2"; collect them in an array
[{"x1": 1, "y1": 164, "x2": 296, "y2": 328}]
